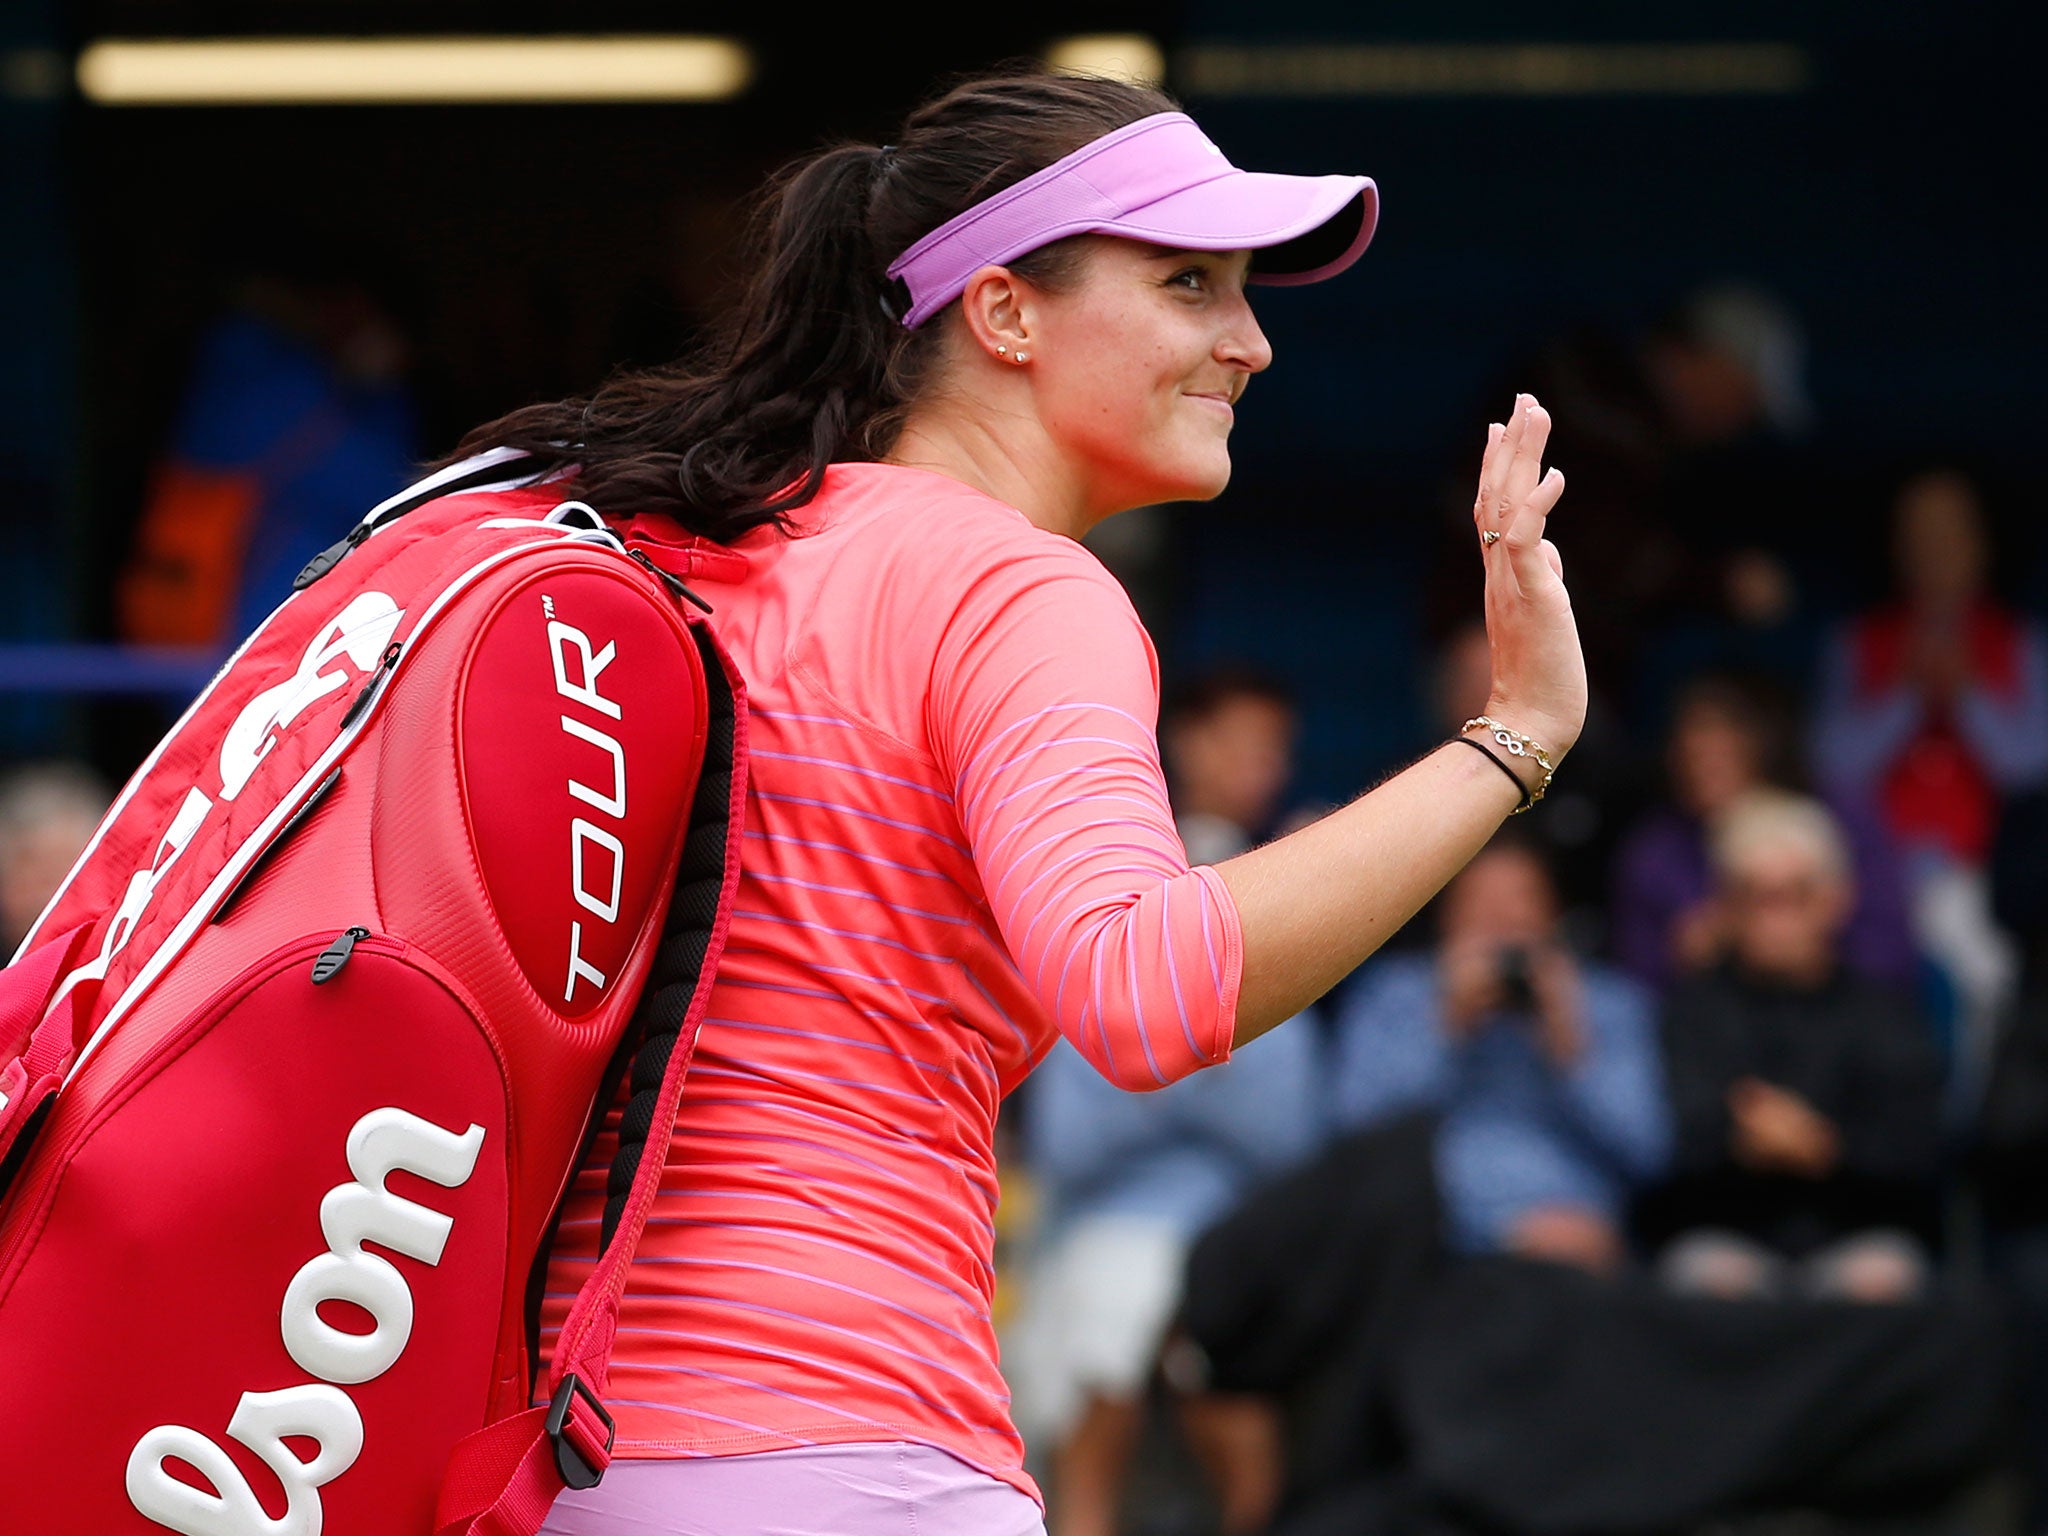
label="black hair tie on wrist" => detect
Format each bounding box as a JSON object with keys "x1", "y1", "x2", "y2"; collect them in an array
[{"x1": 1453, "y1": 734, "x2": 1531, "y2": 812}]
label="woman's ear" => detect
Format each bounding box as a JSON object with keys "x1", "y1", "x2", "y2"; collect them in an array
[{"x1": 958, "y1": 264, "x2": 1033, "y2": 365}]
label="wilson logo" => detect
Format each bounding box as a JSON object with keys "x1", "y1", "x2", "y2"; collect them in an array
[
  {"x1": 49, "y1": 591, "x2": 404, "y2": 1022},
  {"x1": 220, "y1": 592, "x2": 405, "y2": 802},
  {"x1": 124, "y1": 1107, "x2": 485, "y2": 1536},
  {"x1": 550, "y1": 612, "x2": 629, "y2": 1006}
]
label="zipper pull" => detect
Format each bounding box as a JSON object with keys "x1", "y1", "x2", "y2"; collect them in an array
[
  {"x1": 338, "y1": 641, "x2": 403, "y2": 730},
  {"x1": 293, "y1": 522, "x2": 374, "y2": 590},
  {"x1": 312, "y1": 926, "x2": 371, "y2": 984},
  {"x1": 627, "y1": 548, "x2": 714, "y2": 614}
]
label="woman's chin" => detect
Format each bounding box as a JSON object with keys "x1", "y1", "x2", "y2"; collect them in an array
[
  {"x1": 1185, "y1": 457, "x2": 1234, "y2": 503},
  {"x1": 1151, "y1": 451, "x2": 1234, "y2": 505},
  {"x1": 1100, "y1": 443, "x2": 1234, "y2": 511}
]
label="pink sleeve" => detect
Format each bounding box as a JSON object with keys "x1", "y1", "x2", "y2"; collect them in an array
[{"x1": 929, "y1": 538, "x2": 1240, "y2": 1089}]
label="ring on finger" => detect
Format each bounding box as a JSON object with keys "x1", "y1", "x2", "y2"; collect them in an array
[{"x1": 1481, "y1": 529, "x2": 1503, "y2": 547}]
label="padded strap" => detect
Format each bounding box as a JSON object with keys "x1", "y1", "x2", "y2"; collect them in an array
[
  {"x1": 365, "y1": 449, "x2": 546, "y2": 532},
  {"x1": 436, "y1": 625, "x2": 748, "y2": 1536}
]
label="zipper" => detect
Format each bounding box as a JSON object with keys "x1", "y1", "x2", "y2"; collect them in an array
[
  {"x1": 313, "y1": 486, "x2": 476, "y2": 585},
  {"x1": 338, "y1": 642, "x2": 403, "y2": 731},
  {"x1": 211, "y1": 766, "x2": 343, "y2": 924},
  {"x1": 311, "y1": 926, "x2": 371, "y2": 984},
  {"x1": 627, "y1": 548, "x2": 714, "y2": 614},
  {"x1": 292, "y1": 522, "x2": 373, "y2": 590}
]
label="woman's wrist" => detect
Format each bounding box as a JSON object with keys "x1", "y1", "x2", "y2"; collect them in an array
[
  {"x1": 1451, "y1": 734, "x2": 1530, "y2": 812},
  {"x1": 1477, "y1": 698, "x2": 1575, "y2": 759},
  {"x1": 1460, "y1": 714, "x2": 1557, "y2": 812}
]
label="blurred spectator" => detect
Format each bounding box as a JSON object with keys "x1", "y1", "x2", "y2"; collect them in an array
[
  {"x1": 1331, "y1": 833, "x2": 1669, "y2": 1274},
  {"x1": 118, "y1": 255, "x2": 417, "y2": 650},
  {"x1": 1611, "y1": 670, "x2": 1915, "y2": 993},
  {"x1": 1814, "y1": 470, "x2": 2048, "y2": 865},
  {"x1": 1643, "y1": 792, "x2": 1945, "y2": 1302},
  {"x1": 1429, "y1": 282, "x2": 1816, "y2": 715},
  {"x1": 1650, "y1": 282, "x2": 1811, "y2": 445},
  {"x1": 1161, "y1": 665, "x2": 1300, "y2": 862},
  {"x1": 0, "y1": 761, "x2": 110, "y2": 955},
  {"x1": 1812, "y1": 468, "x2": 2042, "y2": 1102},
  {"x1": 1008, "y1": 666, "x2": 1326, "y2": 1536},
  {"x1": 1633, "y1": 542, "x2": 1830, "y2": 736}
]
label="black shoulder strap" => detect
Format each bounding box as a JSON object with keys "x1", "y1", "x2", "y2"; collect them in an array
[{"x1": 599, "y1": 629, "x2": 741, "y2": 1251}]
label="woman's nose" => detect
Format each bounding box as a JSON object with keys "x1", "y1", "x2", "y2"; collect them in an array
[{"x1": 1222, "y1": 301, "x2": 1274, "y2": 374}]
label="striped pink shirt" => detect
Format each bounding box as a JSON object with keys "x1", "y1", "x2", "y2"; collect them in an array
[{"x1": 539, "y1": 460, "x2": 1242, "y2": 1498}]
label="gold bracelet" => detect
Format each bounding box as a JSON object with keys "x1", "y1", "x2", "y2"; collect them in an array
[{"x1": 1462, "y1": 716, "x2": 1555, "y2": 814}]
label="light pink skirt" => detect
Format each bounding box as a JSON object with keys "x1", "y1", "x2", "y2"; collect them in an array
[{"x1": 537, "y1": 1443, "x2": 1047, "y2": 1536}]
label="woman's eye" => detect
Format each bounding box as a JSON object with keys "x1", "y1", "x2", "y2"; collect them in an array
[{"x1": 1168, "y1": 267, "x2": 1207, "y2": 291}]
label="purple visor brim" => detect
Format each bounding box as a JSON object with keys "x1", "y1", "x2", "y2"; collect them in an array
[{"x1": 884, "y1": 112, "x2": 1378, "y2": 329}]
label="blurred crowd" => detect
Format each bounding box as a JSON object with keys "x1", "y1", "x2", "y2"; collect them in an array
[{"x1": 5, "y1": 268, "x2": 2046, "y2": 1536}]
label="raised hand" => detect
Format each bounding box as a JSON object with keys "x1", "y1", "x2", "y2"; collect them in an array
[{"x1": 1471, "y1": 394, "x2": 1587, "y2": 759}]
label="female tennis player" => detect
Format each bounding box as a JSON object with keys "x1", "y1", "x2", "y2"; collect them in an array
[{"x1": 458, "y1": 66, "x2": 1584, "y2": 1536}]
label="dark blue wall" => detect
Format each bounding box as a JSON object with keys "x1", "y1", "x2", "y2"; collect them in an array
[{"x1": 1, "y1": 2, "x2": 73, "y2": 749}]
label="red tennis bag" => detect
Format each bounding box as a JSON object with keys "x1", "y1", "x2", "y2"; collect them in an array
[{"x1": 0, "y1": 450, "x2": 748, "y2": 1535}]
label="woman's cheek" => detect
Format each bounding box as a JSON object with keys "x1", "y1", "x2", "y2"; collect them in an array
[{"x1": 1068, "y1": 367, "x2": 1144, "y2": 449}]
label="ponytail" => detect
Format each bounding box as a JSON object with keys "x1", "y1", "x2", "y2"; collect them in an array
[{"x1": 445, "y1": 67, "x2": 1177, "y2": 540}]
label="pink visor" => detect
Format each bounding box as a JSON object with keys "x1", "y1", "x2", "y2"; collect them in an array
[{"x1": 885, "y1": 112, "x2": 1378, "y2": 329}]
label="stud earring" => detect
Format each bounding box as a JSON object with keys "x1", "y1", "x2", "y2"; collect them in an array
[
  {"x1": 1013, "y1": 351, "x2": 1030, "y2": 363},
  {"x1": 995, "y1": 345, "x2": 1008, "y2": 357}
]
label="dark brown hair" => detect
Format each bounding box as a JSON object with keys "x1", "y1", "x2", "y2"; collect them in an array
[
  {"x1": 443, "y1": 67, "x2": 1177, "y2": 541},
  {"x1": 1671, "y1": 668, "x2": 1806, "y2": 791},
  {"x1": 1164, "y1": 664, "x2": 1299, "y2": 728}
]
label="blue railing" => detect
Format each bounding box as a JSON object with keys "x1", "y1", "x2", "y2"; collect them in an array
[{"x1": 0, "y1": 644, "x2": 224, "y2": 699}]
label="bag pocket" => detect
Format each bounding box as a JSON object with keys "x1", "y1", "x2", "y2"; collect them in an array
[{"x1": 0, "y1": 931, "x2": 513, "y2": 1536}]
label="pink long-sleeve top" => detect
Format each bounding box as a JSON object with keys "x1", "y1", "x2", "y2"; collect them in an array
[{"x1": 538, "y1": 461, "x2": 1242, "y2": 1498}]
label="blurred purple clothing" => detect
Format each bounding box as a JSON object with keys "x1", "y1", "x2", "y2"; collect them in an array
[{"x1": 1611, "y1": 796, "x2": 1917, "y2": 991}]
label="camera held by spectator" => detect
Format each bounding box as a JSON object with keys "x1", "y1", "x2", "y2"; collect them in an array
[{"x1": 1334, "y1": 833, "x2": 1670, "y2": 1278}]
